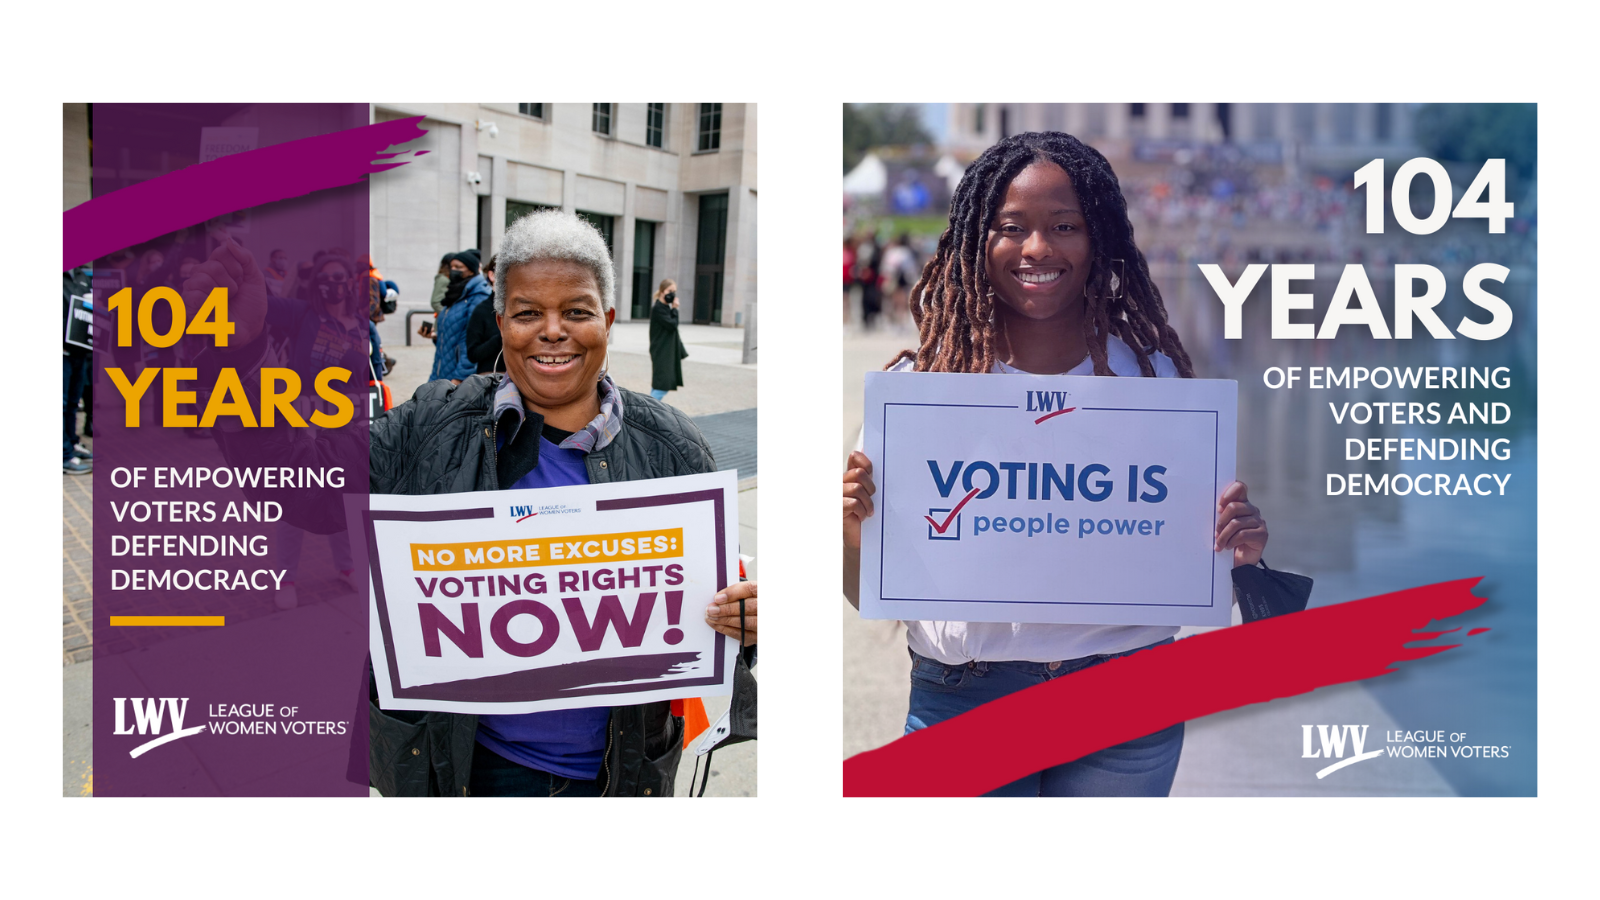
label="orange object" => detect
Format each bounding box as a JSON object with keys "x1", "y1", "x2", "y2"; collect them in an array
[
  {"x1": 671, "y1": 697, "x2": 712, "y2": 749},
  {"x1": 670, "y1": 559, "x2": 745, "y2": 748}
]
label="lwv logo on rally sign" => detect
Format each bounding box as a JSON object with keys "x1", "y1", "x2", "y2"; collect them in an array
[
  {"x1": 113, "y1": 697, "x2": 204, "y2": 758},
  {"x1": 1302, "y1": 724, "x2": 1384, "y2": 779}
]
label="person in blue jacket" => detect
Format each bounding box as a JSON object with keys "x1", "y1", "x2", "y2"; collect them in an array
[{"x1": 429, "y1": 251, "x2": 491, "y2": 382}]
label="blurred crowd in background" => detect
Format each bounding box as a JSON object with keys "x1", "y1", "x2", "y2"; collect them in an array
[{"x1": 61, "y1": 228, "x2": 402, "y2": 475}]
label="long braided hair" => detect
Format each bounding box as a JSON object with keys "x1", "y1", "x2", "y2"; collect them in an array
[{"x1": 888, "y1": 131, "x2": 1194, "y2": 377}]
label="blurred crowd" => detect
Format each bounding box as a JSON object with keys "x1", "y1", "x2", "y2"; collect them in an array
[
  {"x1": 61, "y1": 229, "x2": 402, "y2": 475},
  {"x1": 843, "y1": 231, "x2": 930, "y2": 333}
]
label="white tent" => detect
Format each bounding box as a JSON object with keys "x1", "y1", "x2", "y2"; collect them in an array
[
  {"x1": 843, "y1": 153, "x2": 887, "y2": 196},
  {"x1": 934, "y1": 154, "x2": 966, "y2": 196}
]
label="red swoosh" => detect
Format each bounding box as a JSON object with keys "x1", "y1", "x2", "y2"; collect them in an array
[
  {"x1": 844, "y1": 577, "x2": 1489, "y2": 796},
  {"x1": 516, "y1": 513, "x2": 538, "y2": 523},
  {"x1": 924, "y1": 487, "x2": 982, "y2": 534},
  {"x1": 1034, "y1": 407, "x2": 1076, "y2": 424}
]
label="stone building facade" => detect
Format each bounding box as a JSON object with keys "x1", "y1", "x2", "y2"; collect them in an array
[
  {"x1": 944, "y1": 103, "x2": 1417, "y2": 168},
  {"x1": 370, "y1": 103, "x2": 757, "y2": 347}
]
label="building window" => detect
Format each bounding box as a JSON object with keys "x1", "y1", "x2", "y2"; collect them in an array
[
  {"x1": 973, "y1": 104, "x2": 985, "y2": 134},
  {"x1": 1084, "y1": 103, "x2": 1107, "y2": 136},
  {"x1": 506, "y1": 200, "x2": 556, "y2": 230},
  {"x1": 517, "y1": 103, "x2": 544, "y2": 119},
  {"x1": 577, "y1": 211, "x2": 615, "y2": 256},
  {"x1": 693, "y1": 192, "x2": 728, "y2": 323},
  {"x1": 697, "y1": 103, "x2": 722, "y2": 152},
  {"x1": 646, "y1": 103, "x2": 665, "y2": 148},
  {"x1": 1294, "y1": 104, "x2": 1317, "y2": 141},
  {"x1": 1130, "y1": 103, "x2": 1147, "y2": 118},
  {"x1": 1333, "y1": 103, "x2": 1356, "y2": 142},
  {"x1": 1374, "y1": 103, "x2": 1393, "y2": 142},
  {"x1": 1171, "y1": 103, "x2": 1190, "y2": 119},
  {"x1": 1253, "y1": 103, "x2": 1277, "y2": 140},
  {"x1": 593, "y1": 103, "x2": 612, "y2": 136},
  {"x1": 631, "y1": 220, "x2": 657, "y2": 319}
]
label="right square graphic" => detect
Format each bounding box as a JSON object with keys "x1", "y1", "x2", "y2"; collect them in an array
[{"x1": 841, "y1": 103, "x2": 1535, "y2": 797}]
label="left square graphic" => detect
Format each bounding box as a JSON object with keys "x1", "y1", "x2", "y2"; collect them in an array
[{"x1": 63, "y1": 102, "x2": 759, "y2": 797}]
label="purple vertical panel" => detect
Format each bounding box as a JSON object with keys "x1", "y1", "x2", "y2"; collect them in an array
[{"x1": 91, "y1": 104, "x2": 372, "y2": 796}]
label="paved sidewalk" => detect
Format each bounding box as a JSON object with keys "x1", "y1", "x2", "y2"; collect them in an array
[
  {"x1": 691, "y1": 409, "x2": 757, "y2": 481},
  {"x1": 63, "y1": 458, "x2": 93, "y2": 665},
  {"x1": 381, "y1": 322, "x2": 752, "y2": 418}
]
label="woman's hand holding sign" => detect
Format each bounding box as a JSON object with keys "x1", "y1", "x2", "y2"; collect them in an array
[
  {"x1": 1215, "y1": 481, "x2": 1269, "y2": 567},
  {"x1": 843, "y1": 451, "x2": 876, "y2": 609},
  {"x1": 843, "y1": 451, "x2": 876, "y2": 551},
  {"x1": 705, "y1": 580, "x2": 758, "y2": 646}
]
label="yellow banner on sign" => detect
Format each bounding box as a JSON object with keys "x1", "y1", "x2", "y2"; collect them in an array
[{"x1": 409, "y1": 528, "x2": 684, "y2": 571}]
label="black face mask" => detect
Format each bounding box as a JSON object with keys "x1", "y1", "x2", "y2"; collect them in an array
[
  {"x1": 448, "y1": 269, "x2": 467, "y2": 284},
  {"x1": 441, "y1": 277, "x2": 467, "y2": 308},
  {"x1": 314, "y1": 275, "x2": 356, "y2": 308}
]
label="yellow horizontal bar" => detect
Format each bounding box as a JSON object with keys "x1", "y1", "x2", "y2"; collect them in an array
[{"x1": 109, "y1": 616, "x2": 225, "y2": 627}]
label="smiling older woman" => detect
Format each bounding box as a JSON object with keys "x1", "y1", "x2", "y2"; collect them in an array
[{"x1": 369, "y1": 210, "x2": 756, "y2": 797}]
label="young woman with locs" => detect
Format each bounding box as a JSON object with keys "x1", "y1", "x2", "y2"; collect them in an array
[{"x1": 842, "y1": 131, "x2": 1270, "y2": 797}]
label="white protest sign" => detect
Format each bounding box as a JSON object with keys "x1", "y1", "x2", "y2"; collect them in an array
[
  {"x1": 860, "y1": 371, "x2": 1237, "y2": 626},
  {"x1": 361, "y1": 471, "x2": 739, "y2": 714}
]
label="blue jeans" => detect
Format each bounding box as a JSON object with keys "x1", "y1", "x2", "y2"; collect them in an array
[
  {"x1": 905, "y1": 640, "x2": 1184, "y2": 797},
  {"x1": 468, "y1": 741, "x2": 603, "y2": 797},
  {"x1": 650, "y1": 388, "x2": 668, "y2": 400}
]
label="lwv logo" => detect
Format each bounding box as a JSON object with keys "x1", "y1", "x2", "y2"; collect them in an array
[
  {"x1": 1302, "y1": 725, "x2": 1384, "y2": 779},
  {"x1": 114, "y1": 697, "x2": 204, "y2": 758}
]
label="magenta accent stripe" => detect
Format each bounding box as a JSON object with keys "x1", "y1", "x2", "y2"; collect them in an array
[{"x1": 64, "y1": 116, "x2": 428, "y2": 270}]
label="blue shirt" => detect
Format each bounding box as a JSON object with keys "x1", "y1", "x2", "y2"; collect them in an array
[{"x1": 476, "y1": 406, "x2": 611, "y2": 780}]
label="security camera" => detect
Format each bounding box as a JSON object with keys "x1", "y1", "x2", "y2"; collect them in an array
[
  {"x1": 466, "y1": 171, "x2": 483, "y2": 186},
  {"x1": 476, "y1": 120, "x2": 499, "y2": 139}
]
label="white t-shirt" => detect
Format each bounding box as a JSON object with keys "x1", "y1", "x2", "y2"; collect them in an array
[{"x1": 869, "y1": 336, "x2": 1182, "y2": 664}]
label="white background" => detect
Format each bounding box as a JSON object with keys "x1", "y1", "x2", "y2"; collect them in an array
[{"x1": 11, "y1": 1, "x2": 1596, "y2": 894}]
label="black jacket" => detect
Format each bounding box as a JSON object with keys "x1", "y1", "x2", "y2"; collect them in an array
[
  {"x1": 367, "y1": 374, "x2": 717, "y2": 796},
  {"x1": 649, "y1": 299, "x2": 688, "y2": 392},
  {"x1": 464, "y1": 295, "x2": 504, "y2": 374}
]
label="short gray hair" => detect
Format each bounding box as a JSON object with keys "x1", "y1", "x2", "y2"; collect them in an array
[{"x1": 493, "y1": 209, "x2": 615, "y2": 314}]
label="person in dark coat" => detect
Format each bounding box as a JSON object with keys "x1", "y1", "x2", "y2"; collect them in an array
[
  {"x1": 466, "y1": 254, "x2": 506, "y2": 374},
  {"x1": 63, "y1": 268, "x2": 94, "y2": 474},
  {"x1": 648, "y1": 279, "x2": 688, "y2": 400}
]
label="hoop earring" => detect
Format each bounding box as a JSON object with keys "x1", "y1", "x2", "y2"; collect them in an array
[{"x1": 491, "y1": 348, "x2": 504, "y2": 375}]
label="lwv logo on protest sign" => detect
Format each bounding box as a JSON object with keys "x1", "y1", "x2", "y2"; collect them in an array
[
  {"x1": 1302, "y1": 724, "x2": 1384, "y2": 778},
  {"x1": 114, "y1": 697, "x2": 204, "y2": 758}
]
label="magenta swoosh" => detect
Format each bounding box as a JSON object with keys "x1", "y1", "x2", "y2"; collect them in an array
[{"x1": 64, "y1": 116, "x2": 428, "y2": 270}]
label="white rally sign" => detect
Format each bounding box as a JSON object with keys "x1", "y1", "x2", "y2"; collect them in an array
[
  {"x1": 860, "y1": 372, "x2": 1237, "y2": 626},
  {"x1": 360, "y1": 471, "x2": 739, "y2": 714}
]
